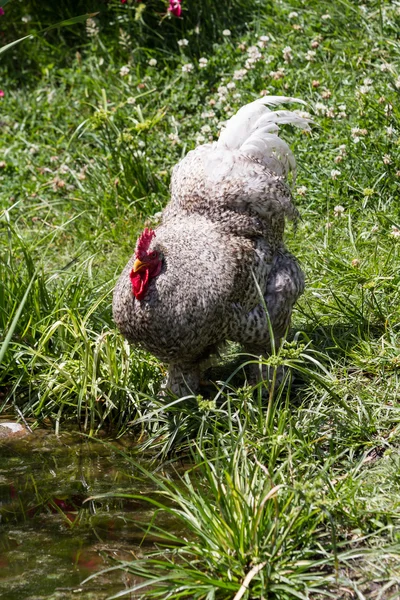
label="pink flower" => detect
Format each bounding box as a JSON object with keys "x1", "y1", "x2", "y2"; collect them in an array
[
  {"x1": 0, "y1": 90, "x2": 4, "y2": 97},
  {"x1": 121, "y1": 0, "x2": 127, "y2": 3},
  {"x1": 0, "y1": 8, "x2": 4, "y2": 16},
  {"x1": 168, "y1": 0, "x2": 182, "y2": 17}
]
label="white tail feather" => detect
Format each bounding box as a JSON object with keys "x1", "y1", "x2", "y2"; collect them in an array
[{"x1": 217, "y1": 96, "x2": 311, "y2": 180}]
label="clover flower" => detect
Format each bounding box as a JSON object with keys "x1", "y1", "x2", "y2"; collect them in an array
[
  {"x1": 282, "y1": 46, "x2": 293, "y2": 63},
  {"x1": 258, "y1": 35, "x2": 269, "y2": 48},
  {"x1": 390, "y1": 226, "x2": 400, "y2": 238},
  {"x1": 233, "y1": 68, "x2": 247, "y2": 80},
  {"x1": 182, "y1": 63, "x2": 194, "y2": 73},
  {"x1": 333, "y1": 204, "x2": 345, "y2": 216}
]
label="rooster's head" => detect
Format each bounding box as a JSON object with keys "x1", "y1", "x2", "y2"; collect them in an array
[{"x1": 130, "y1": 228, "x2": 162, "y2": 300}]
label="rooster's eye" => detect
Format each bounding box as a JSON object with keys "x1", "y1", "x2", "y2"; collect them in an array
[{"x1": 149, "y1": 251, "x2": 157, "y2": 259}]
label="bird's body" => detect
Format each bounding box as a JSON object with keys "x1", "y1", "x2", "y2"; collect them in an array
[{"x1": 113, "y1": 96, "x2": 308, "y2": 395}]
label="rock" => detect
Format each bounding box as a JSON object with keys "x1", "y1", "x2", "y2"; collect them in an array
[{"x1": 0, "y1": 422, "x2": 28, "y2": 440}]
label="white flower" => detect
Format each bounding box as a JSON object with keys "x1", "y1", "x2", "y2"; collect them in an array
[
  {"x1": 331, "y1": 170, "x2": 341, "y2": 181},
  {"x1": 178, "y1": 38, "x2": 189, "y2": 47},
  {"x1": 386, "y1": 126, "x2": 395, "y2": 136},
  {"x1": 296, "y1": 186, "x2": 307, "y2": 196},
  {"x1": 338, "y1": 144, "x2": 347, "y2": 155},
  {"x1": 288, "y1": 11, "x2": 298, "y2": 18},
  {"x1": 126, "y1": 97, "x2": 136, "y2": 105},
  {"x1": 196, "y1": 134, "x2": 206, "y2": 144},
  {"x1": 315, "y1": 102, "x2": 327, "y2": 115},
  {"x1": 334, "y1": 204, "x2": 345, "y2": 216},
  {"x1": 120, "y1": 65, "x2": 130, "y2": 77},
  {"x1": 385, "y1": 103, "x2": 393, "y2": 115},
  {"x1": 395, "y1": 77, "x2": 400, "y2": 89},
  {"x1": 383, "y1": 154, "x2": 392, "y2": 165},
  {"x1": 321, "y1": 13, "x2": 331, "y2": 20},
  {"x1": 227, "y1": 81, "x2": 236, "y2": 90},
  {"x1": 22, "y1": 15, "x2": 32, "y2": 23},
  {"x1": 218, "y1": 85, "x2": 228, "y2": 94},
  {"x1": 245, "y1": 45, "x2": 262, "y2": 69},
  {"x1": 283, "y1": 46, "x2": 293, "y2": 63},
  {"x1": 334, "y1": 155, "x2": 343, "y2": 164},
  {"x1": 269, "y1": 68, "x2": 285, "y2": 80},
  {"x1": 326, "y1": 108, "x2": 335, "y2": 118},
  {"x1": 305, "y1": 50, "x2": 316, "y2": 62},
  {"x1": 86, "y1": 18, "x2": 99, "y2": 38},
  {"x1": 201, "y1": 124, "x2": 211, "y2": 134},
  {"x1": 199, "y1": 57, "x2": 208, "y2": 68},
  {"x1": 351, "y1": 127, "x2": 368, "y2": 137},
  {"x1": 222, "y1": 29, "x2": 231, "y2": 36},
  {"x1": 148, "y1": 58, "x2": 157, "y2": 67},
  {"x1": 363, "y1": 77, "x2": 373, "y2": 85},
  {"x1": 168, "y1": 132, "x2": 180, "y2": 143},
  {"x1": 380, "y1": 62, "x2": 393, "y2": 72},
  {"x1": 247, "y1": 45, "x2": 262, "y2": 58},
  {"x1": 390, "y1": 226, "x2": 400, "y2": 238},
  {"x1": 182, "y1": 63, "x2": 194, "y2": 73},
  {"x1": 258, "y1": 35, "x2": 269, "y2": 48},
  {"x1": 233, "y1": 68, "x2": 247, "y2": 80}
]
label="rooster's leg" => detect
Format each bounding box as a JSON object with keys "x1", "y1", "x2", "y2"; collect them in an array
[
  {"x1": 239, "y1": 250, "x2": 304, "y2": 388},
  {"x1": 164, "y1": 362, "x2": 201, "y2": 397}
]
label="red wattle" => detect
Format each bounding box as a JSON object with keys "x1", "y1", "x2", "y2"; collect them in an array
[{"x1": 130, "y1": 268, "x2": 150, "y2": 300}]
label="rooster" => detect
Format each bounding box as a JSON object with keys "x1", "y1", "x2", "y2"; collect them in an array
[{"x1": 112, "y1": 96, "x2": 309, "y2": 396}]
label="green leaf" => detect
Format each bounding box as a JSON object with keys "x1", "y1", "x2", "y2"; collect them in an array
[{"x1": 0, "y1": 12, "x2": 99, "y2": 56}]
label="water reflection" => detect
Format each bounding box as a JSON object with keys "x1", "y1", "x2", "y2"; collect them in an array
[{"x1": 0, "y1": 427, "x2": 153, "y2": 599}]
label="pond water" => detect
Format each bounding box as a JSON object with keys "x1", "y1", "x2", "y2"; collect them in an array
[{"x1": 0, "y1": 425, "x2": 159, "y2": 600}]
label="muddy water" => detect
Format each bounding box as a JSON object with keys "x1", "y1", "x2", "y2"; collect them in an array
[{"x1": 0, "y1": 426, "x2": 158, "y2": 600}]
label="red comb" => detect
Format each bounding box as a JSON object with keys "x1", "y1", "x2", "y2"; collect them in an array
[{"x1": 135, "y1": 228, "x2": 156, "y2": 259}]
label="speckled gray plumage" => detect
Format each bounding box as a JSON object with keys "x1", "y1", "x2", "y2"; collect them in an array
[{"x1": 112, "y1": 96, "x2": 307, "y2": 395}]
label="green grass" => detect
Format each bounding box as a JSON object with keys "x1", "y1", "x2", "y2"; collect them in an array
[{"x1": 1, "y1": 0, "x2": 400, "y2": 596}]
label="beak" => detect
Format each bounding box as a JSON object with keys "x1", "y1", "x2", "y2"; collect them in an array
[{"x1": 133, "y1": 258, "x2": 147, "y2": 273}]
